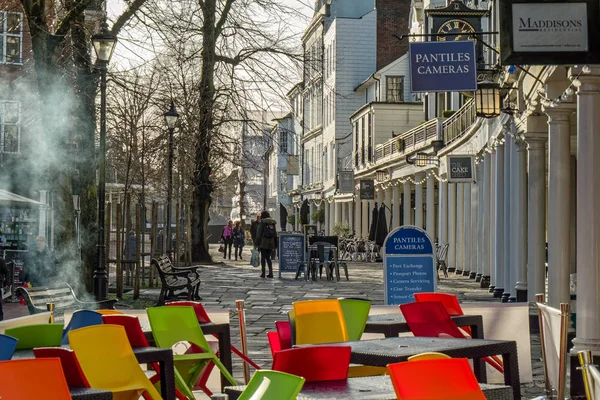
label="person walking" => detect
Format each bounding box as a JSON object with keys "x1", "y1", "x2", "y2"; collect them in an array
[
  {"x1": 250, "y1": 215, "x2": 261, "y2": 246},
  {"x1": 255, "y1": 210, "x2": 278, "y2": 278},
  {"x1": 232, "y1": 221, "x2": 245, "y2": 261},
  {"x1": 221, "y1": 220, "x2": 234, "y2": 260}
]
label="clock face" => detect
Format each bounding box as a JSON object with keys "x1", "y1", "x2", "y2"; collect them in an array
[{"x1": 437, "y1": 19, "x2": 475, "y2": 41}]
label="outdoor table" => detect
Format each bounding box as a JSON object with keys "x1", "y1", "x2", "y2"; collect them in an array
[
  {"x1": 317, "y1": 336, "x2": 521, "y2": 400},
  {"x1": 223, "y1": 375, "x2": 514, "y2": 400},
  {"x1": 13, "y1": 346, "x2": 176, "y2": 400},
  {"x1": 143, "y1": 321, "x2": 233, "y2": 391},
  {"x1": 70, "y1": 387, "x2": 113, "y2": 400},
  {"x1": 364, "y1": 313, "x2": 484, "y2": 339}
]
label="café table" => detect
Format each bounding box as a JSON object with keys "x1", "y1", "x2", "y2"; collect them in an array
[
  {"x1": 319, "y1": 336, "x2": 521, "y2": 400},
  {"x1": 13, "y1": 346, "x2": 176, "y2": 400},
  {"x1": 364, "y1": 313, "x2": 484, "y2": 339},
  {"x1": 70, "y1": 387, "x2": 113, "y2": 400},
  {"x1": 223, "y1": 375, "x2": 514, "y2": 400}
]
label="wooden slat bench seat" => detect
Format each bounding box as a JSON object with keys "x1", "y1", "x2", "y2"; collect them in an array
[
  {"x1": 15, "y1": 282, "x2": 117, "y2": 315},
  {"x1": 151, "y1": 255, "x2": 202, "y2": 306}
]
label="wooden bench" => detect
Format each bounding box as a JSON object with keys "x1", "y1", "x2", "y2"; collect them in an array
[
  {"x1": 151, "y1": 255, "x2": 202, "y2": 306},
  {"x1": 15, "y1": 282, "x2": 117, "y2": 315}
]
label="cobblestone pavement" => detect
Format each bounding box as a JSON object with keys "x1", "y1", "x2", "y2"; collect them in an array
[{"x1": 2, "y1": 248, "x2": 546, "y2": 398}]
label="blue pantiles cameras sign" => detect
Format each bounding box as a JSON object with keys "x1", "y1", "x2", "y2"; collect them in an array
[{"x1": 409, "y1": 40, "x2": 477, "y2": 93}]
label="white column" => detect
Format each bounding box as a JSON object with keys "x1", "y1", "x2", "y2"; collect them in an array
[
  {"x1": 514, "y1": 139, "x2": 528, "y2": 302},
  {"x1": 384, "y1": 186, "x2": 392, "y2": 228},
  {"x1": 462, "y1": 182, "x2": 471, "y2": 275},
  {"x1": 448, "y1": 183, "x2": 457, "y2": 272},
  {"x1": 361, "y1": 201, "x2": 369, "y2": 239},
  {"x1": 439, "y1": 181, "x2": 448, "y2": 247},
  {"x1": 38, "y1": 190, "x2": 48, "y2": 237},
  {"x1": 502, "y1": 135, "x2": 513, "y2": 301},
  {"x1": 415, "y1": 174, "x2": 424, "y2": 229},
  {"x1": 334, "y1": 201, "x2": 341, "y2": 234},
  {"x1": 341, "y1": 201, "x2": 347, "y2": 226},
  {"x1": 403, "y1": 181, "x2": 412, "y2": 225},
  {"x1": 483, "y1": 152, "x2": 492, "y2": 283},
  {"x1": 489, "y1": 150, "x2": 497, "y2": 288},
  {"x1": 546, "y1": 107, "x2": 573, "y2": 307},
  {"x1": 324, "y1": 201, "x2": 330, "y2": 234},
  {"x1": 493, "y1": 141, "x2": 505, "y2": 296},
  {"x1": 470, "y1": 180, "x2": 479, "y2": 279},
  {"x1": 377, "y1": 187, "x2": 384, "y2": 206},
  {"x1": 355, "y1": 200, "x2": 362, "y2": 238},
  {"x1": 426, "y1": 173, "x2": 436, "y2": 241},
  {"x1": 392, "y1": 185, "x2": 400, "y2": 228},
  {"x1": 572, "y1": 66, "x2": 600, "y2": 353},
  {"x1": 455, "y1": 183, "x2": 464, "y2": 273},
  {"x1": 526, "y1": 131, "x2": 549, "y2": 303},
  {"x1": 477, "y1": 163, "x2": 485, "y2": 280},
  {"x1": 310, "y1": 202, "x2": 315, "y2": 227}
]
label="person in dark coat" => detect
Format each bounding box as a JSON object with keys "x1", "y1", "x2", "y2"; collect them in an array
[
  {"x1": 255, "y1": 210, "x2": 278, "y2": 278},
  {"x1": 250, "y1": 215, "x2": 261, "y2": 246},
  {"x1": 0, "y1": 257, "x2": 8, "y2": 321},
  {"x1": 232, "y1": 220, "x2": 245, "y2": 261}
]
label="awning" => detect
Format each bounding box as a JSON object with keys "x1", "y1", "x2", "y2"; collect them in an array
[{"x1": 0, "y1": 189, "x2": 43, "y2": 206}]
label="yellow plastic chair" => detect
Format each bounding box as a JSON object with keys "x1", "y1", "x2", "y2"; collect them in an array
[
  {"x1": 292, "y1": 299, "x2": 348, "y2": 345},
  {"x1": 407, "y1": 352, "x2": 451, "y2": 362},
  {"x1": 68, "y1": 325, "x2": 163, "y2": 400}
]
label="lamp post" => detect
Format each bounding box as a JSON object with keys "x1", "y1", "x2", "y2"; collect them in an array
[
  {"x1": 91, "y1": 21, "x2": 117, "y2": 301},
  {"x1": 164, "y1": 102, "x2": 179, "y2": 259},
  {"x1": 475, "y1": 81, "x2": 501, "y2": 118}
]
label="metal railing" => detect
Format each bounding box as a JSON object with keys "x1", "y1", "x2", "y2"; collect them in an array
[{"x1": 374, "y1": 99, "x2": 477, "y2": 164}]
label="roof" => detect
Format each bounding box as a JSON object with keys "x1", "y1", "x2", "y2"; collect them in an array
[{"x1": 0, "y1": 189, "x2": 43, "y2": 206}]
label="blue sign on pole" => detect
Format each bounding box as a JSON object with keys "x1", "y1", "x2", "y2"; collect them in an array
[
  {"x1": 383, "y1": 225, "x2": 436, "y2": 305},
  {"x1": 409, "y1": 40, "x2": 477, "y2": 93}
]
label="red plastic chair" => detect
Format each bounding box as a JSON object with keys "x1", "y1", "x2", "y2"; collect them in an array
[
  {"x1": 413, "y1": 292, "x2": 471, "y2": 336},
  {"x1": 267, "y1": 331, "x2": 282, "y2": 358},
  {"x1": 0, "y1": 358, "x2": 73, "y2": 400},
  {"x1": 400, "y1": 301, "x2": 504, "y2": 373},
  {"x1": 387, "y1": 358, "x2": 486, "y2": 400},
  {"x1": 272, "y1": 345, "x2": 351, "y2": 382},
  {"x1": 275, "y1": 321, "x2": 292, "y2": 350},
  {"x1": 33, "y1": 347, "x2": 90, "y2": 388},
  {"x1": 101, "y1": 314, "x2": 188, "y2": 400}
]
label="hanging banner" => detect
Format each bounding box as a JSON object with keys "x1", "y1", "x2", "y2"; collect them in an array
[
  {"x1": 359, "y1": 179, "x2": 375, "y2": 200},
  {"x1": 383, "y1": 225, "x2": 436, "y2": 305},
  {"x1": 338, "y1": 171, "x2": 355, "y2": 193},
  {"x1": 447, "y1": 155, "x2": 475, "y2": 183},
  {"x1": 409, "y1": 40, "x2": 477, "y2": 93}
]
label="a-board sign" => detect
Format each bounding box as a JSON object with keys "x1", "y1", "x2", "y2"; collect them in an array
[
  {"x1": 447, "y1": 155, "x2": 475, "y2": 183},
  {"x1": 278, "y1": 233, "x2": 306, "y2": 278},
  {"x1": 383, "y1": 225, "x2": 436, "y2": 305}
]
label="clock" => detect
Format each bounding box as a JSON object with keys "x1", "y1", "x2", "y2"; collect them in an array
[{"x1": 436, "y1": 19, "x2": 475, "y2": 41}]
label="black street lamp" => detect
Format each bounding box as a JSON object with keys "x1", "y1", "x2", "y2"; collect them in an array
[
  {"x1": 91, "y1": 21, "x2": 117, "y2": 301},
  {"x1": 164, "y1": 102, "x2": 179, "y2": 259}
]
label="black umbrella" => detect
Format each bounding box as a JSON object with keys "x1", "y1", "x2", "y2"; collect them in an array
[
  {"x1": 300, "y1": 199, "x2": 310, "y2": 225},
  {"x1": 280, "y1": 203, "x2": 288, "y2": 231},
  {"x1": 376, "y1": 203, "x2": 388, "y2": 247},
  {"x1": 368, "y1": 202, "x2": 378, "y2": 241}
]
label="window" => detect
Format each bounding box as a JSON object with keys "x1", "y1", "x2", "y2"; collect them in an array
[
  {"x1": 279, "y1": 128, "x2": 288, "y2": 153},
  {"x1": 386, "y1": 76, "x2": 404, "y2": 102},
  {"x1": 1, "y1": 12, "x2": 23, "y2": 64},
  {"x1": 0, "y1": 101, "x2": 20, "y2": 154},
  {"x1": 354, "y1": 122, "x2": 359, "y2": 167},
  {"x1": 367, "y1": 113, "x2": 372, "y2": 163}
]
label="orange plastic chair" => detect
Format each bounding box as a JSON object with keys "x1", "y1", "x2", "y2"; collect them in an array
[
  {"x1": 387, "y1": 358, "x2": 486, "y2": 400},
  {"x1": 292, "y1": 299, "x2": 348, "y2": 344},
  {"x1": 407, "y1": 352, "x2": 451, "y2": 362},
  {"x1": 68, "y1": 325, "x2": 163, "y2": 400},
  {"x1": 400, "y1": 301, "x2": 503, "y2": 373},
  {"x1": 272, "y1": 346, "x2": 351, "y2": 382},
  {"x1": 33, "y1": 347, "x2": 90, "y2": 388},
  {"x1": 413, "y1": 292, "x2": 471, "y2": 336},
  {"x1": 0, "y1": 358, "x2": 72, "y2": 400}
]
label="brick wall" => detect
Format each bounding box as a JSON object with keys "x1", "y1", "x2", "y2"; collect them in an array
[
  {"x1": 0, "y1": 0, "x2": 35, "y2": 89},
  {"x1": 376, "y1": 0, "x2": 411, "y2": 70}
]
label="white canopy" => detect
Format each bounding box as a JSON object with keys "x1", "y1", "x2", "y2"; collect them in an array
[{"x1": 0, "y1": 189, "x2": 42, "y2": 206}]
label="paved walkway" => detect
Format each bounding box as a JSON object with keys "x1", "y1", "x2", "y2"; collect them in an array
[{"x1": 2, "y1": 248, "x2": 546, "y2": 398}]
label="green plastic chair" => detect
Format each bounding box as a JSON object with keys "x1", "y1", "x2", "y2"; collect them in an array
[
  {"x1": 338, "y1": 298, "x2": 371, "y2": 341},
  {"x1": 238, "y1": 370, "x2": 305, "y2": 400},
  {"x1": 4, "y1": 324, "x2": 64, "y2": 350},
  {"x1": 146, "y1": 306, "x2": 237, "y2": 398}
]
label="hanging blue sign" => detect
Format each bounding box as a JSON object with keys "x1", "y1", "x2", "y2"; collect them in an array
[
  {"x1": 409, "y1": 40, "x2": 477, "y2": 93},
  {"x1": 383, "y1": 225, "x2": 436, "y2": 305}
]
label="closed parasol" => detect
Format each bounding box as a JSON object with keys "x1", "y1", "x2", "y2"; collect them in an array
[{"x1": 368, "y1": 203, "x2": 378, "y2": 241}]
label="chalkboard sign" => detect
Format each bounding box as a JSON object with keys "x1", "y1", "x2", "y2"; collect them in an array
[
  {"x1": 383, "y1": 225, "x2": 436, "y2": 305},
  {"x1": 278, "y1": 233, "x2": 306, "y2": 278},
  {"x1": 360, "y1": 179, "x2": 375, "y2": 200},
  {"x1": 303, "y1": 224, "x2": 317, "y2": 237},
  {"x1": 447, "y1": 155, "x2": 475, "y2": 183}
]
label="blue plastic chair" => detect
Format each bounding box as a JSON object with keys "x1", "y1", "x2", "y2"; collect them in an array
[
  {"x1": 62, "y1": 310, "x2": 103, "y2": 344},
  {"x1": 0, "y1": 334, "x2": 18, "y2": 360}
]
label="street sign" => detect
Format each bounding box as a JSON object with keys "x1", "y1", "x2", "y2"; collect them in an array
[
  {"x1": 447, "y1": 155, "x2": 475, "y2": 183},
  {"x1": 409, "y1": 40, "x2": 477, "y2": 93},
  {"x1": 338, "y1": 171, "x2": 354, "y2": 193},
  {"x1": 360, "y1": 179, "x2": 375, "y2": 200},
  {"x1": 383, "y1": 225, "x2": 436, "y2": 305},
  {"x1": 278, "y1": 233, "x2": 305, "y2": 278}
]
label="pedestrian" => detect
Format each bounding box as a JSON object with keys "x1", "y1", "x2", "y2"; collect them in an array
[
  {"x1": 221, "y1": 220, "x2": 234, "y2": 260},
  {"x1": 250, "y1": 214, "x2": 261, "y2": 246},
  {"x1": 255, "y1": 210, "x2": 278, "y2": 278},
  {"x1": 232, "y1": 220, "x2": 245, "y2": 261},
  {"x1": 23, "y1": 236, "x2": 56, "y2": 286},
  {"x1": 0, "y1": 257, "x2": 8, "y2": 321}
]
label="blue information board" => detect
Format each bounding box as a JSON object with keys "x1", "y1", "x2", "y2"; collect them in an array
[
  {"x1": 409, "y1": 40, "x2": 477, "y2": 93},
  {"x1": 383, "y1": 226, "x2": 436, "y2": 305}
]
